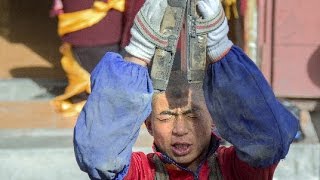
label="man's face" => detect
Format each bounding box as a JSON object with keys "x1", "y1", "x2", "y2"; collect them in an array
[{"x1": 147, "y1": 87, "x2": 213, "y2": 170}]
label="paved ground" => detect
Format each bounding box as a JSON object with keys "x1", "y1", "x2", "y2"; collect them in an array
[
  {"x1": 0, "y1": 103, "x2": 318, "y2": 179},
  {"x1": 0, "y1": 78, "x2": 319, "y2": 179},
  {"x1": 0, "y1": 128, "x2": 318, "y2": 180},
  {"x1": 0, "y1": 129, "x2": 153, "y2": 180}
]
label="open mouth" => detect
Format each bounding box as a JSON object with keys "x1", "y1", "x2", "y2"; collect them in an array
[{"x1": 171, "y1": 143, "x2": 192, "y2": 156}]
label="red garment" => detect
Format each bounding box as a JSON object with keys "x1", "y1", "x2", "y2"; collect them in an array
[
  {"x1": 61, "y1": 0, "x2": 123, "y2": 46},
  {"x1": 125, "y1": 146, "x2": 277, "y2": 180},
  {"x1": 120, "y1": 0, "x2": 145, "y2": 48}
]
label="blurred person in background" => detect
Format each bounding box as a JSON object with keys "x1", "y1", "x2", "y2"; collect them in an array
[{"x1": 49, "y1": 0, "x2": 145, "y2": 117}]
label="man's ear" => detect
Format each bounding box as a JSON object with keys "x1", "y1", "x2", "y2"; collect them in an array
[{"x1": 144, "y1": 116, "x2": 154, "y2": 136}]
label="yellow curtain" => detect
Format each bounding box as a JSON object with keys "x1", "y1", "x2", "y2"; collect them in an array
[{"x1": 58, "y1": 0, "x2": 125, "y2": 36}]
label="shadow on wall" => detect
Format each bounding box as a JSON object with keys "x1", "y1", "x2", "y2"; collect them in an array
[
  {"x1": 310, "y1": 106, "x2": 320, "y2": 141},
  {"x1": 308, "y1": 46, "x2": 320, "y2": 140},
  {"x1": 307, "y1": 46, "x2": 320, "y2": 89},
  {"x1": 0, "y1": 0, "x2": 63, "y2": 79}
]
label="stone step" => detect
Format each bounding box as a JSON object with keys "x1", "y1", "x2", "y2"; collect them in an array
[
  {"x1": 0, "y1": 100, "x2": 156, "y2": 151},
  {"x1": 274, "y1": 110, "x2": 320, "y2": 179},
  {"x1": 0, "y1": 78, "x2": 82, "y2": 129},
  {"x1": 0, "y1": 101, "x2": 75, "y2": 128},
  {"x1": 0, "y1": 128, "x2": 152, "y2": 180},
  {"x1": 0, "y1": 128, "x2": 153, "y2": 150},
  {"x1": 0, "y1": 78, "x2": 66, "y2": 101},
  {"x1": 0, "y1": 128, "x2": 86, "y2": 180},
  {"x1": 0, "y1": 127, "x2": 318, "y2": 180}
]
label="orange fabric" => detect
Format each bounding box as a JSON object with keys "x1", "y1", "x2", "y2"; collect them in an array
[{"x1": 58, "y1": 0, "x2": 125, "y2": 36}]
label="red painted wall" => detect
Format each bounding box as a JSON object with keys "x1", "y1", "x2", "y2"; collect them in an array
[{"x1": 259, "y1": 0, "x2": 320, "y2": 98}]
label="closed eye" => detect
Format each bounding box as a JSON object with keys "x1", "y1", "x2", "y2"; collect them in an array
[
  {"x1": 156, "y1": 115, "x2": 172, "y2": 121},
  {"x1": 157, "y1": 111, "x2": 176, "y2": 121},
  {"x1": 183, "y1": 109, "x2": 200, "y2": 118}
]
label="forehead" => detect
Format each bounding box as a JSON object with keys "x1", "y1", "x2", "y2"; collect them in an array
[{"x1": 152, "y1": 87, "x2": 205, "y2": 110}]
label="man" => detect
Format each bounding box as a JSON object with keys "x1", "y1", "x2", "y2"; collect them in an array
[
  {"x1": 50, "y1": 0, "x2": 138, "y2": 116},
  {"x1": 73, "y1": 0, "x2": 298, "y2": 179},
  {"x1": 50, "y1": 0, "x2": 147, "y2": 117}
]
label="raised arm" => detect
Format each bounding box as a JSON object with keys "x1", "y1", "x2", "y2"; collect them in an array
[
  {"x1": 73, "y1": 0, "x2": 167, "y2": 179},
  {"x1": 198, "y1": 0, "x2": 298, "y2": 168},
  {"x1": 204, "y1": 46, "x2": 298, "y2": 167},
  {"x1": 73, "y1": 53, "x2": 153, "y2": 179}
]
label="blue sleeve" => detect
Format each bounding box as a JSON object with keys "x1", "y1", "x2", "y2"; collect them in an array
[
  {"x1": 203, "y1": 46, "x2": 298, "y2": 167},
  {"x1": 73, "y1": 52, "x2": 153, "y2": 179}
]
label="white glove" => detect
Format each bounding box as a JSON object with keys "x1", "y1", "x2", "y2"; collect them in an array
[
  {"x1": 197, "y1": 0, "x2": 233, "y2": 61},
  {"x1": 125, "y1": 0, "x2": 168, "y2": 63}
]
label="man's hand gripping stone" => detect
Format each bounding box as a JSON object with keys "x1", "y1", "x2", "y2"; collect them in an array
[
  {"x1": 197, "y1": 0, "x2": 233, "y2": 61},
  {"x1": 125, "y1": 0, "x2": 168, "y2": 66}
]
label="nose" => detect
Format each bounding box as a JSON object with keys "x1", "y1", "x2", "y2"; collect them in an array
[{"x1": 172, "y1": 115, "x2": 189, "y2": 136}]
